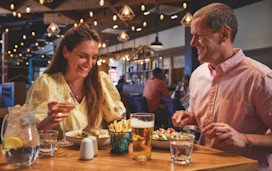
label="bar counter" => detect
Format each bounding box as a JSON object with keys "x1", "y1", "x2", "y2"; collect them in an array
[{"x1": 0, "y1": 144, "x2": 258, "y2": 170}]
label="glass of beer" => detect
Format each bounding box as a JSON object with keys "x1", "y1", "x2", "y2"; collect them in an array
[{"x1": 130, "y1": 113, "x2": 155, "y2": 161}]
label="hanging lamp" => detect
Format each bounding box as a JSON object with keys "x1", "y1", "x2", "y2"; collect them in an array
[
  {"x1": 150, "y1": 32, "x2": 163, "y2": 48},
  {"x1": 47, "y1": 22, "x2": 60, "y2": 35},
  {"x1": 117, "y1": 31, "x2": 129, "y2": 42},
  {"x1": 181, "y1": 12, "x2": 193, "y2": 27},
  {"x1": 118, "y1": 5, "x2": 135, "y2": 21}
]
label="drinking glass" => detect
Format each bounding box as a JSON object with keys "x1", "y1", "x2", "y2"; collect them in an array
[
  {"x1": 39, "y1": 130, "x2": 59, "y2": 157},
  {"x1": 169, "y1": 133, "x2": 195, "y2": 165},
  {"x1": 54, "y1": 92, "x2": 76, "y2": 147},
  {"x1": 130, "y1": 113, "x2": 155, "y2": 161}
]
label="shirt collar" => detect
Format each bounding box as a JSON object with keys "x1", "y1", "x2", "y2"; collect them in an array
[{"x1": 211, "y1": 48, "x2": 246, "y2": 74}]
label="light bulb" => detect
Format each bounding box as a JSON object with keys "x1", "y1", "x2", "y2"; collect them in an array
[
  {"x1": 80, "y1": 18, "x2": 84, "y2": 23},
  {"x1": 26, "y1": 6, "x2": 30, "y2": 13},
  {"x1": 113, "y1": 14, "x2": 117, "y2": 21},
  {"x1": 89, "y1": 11, "x2": 93, "y2": 17},
  {"x1": 32, "y1": 31, "x2": 35, "y2": 36},
  {"x1": 131, "y1": 26, "x2": 135, "y2": 31},
  {"x1": 39, "y1": 0, "x2": 44, "y2": 5},
  {"x1": 21, "y1": 42, "x2": 24, "y2": 46},
  {"x1": 94, "y1": 20, "x2": 98, "y2": 26},
  {"x1": 10, "y1": 3, "x2": 15, "y2": 10},
  {"x1": 143, "y1": 21, "x2": 147, "y2": 27},
  {"x1": 23, "y1": 35, "x2": 26, "y2": 39},
  {"x1": 12, "y1": 11, "x2": 16, "y2": 17},
  {"x1": 141, "y1": 4, "x2": 145, "y2": 11},
  {"x1": 160, "y1": 14, "x2": 164, "y2": 20},
  {"x1": 99, "y1": 0, "x2": 104, "y2": 6},
  {"x1": 17, "y1": 12, "x2": 21, "y2": 18},
  {"x1": 183, "y1": 2, "x2": 187, "y2": 9}
]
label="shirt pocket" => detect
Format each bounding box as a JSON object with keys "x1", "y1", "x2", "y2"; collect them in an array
[{"x1": 218, "y1": 98, "x2": 250, "y2": 130}]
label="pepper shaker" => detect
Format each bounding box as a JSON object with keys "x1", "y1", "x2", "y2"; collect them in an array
[
  {"x1": 80, "y1": 138, "x2": 94, "y2": 160},
  {"x1": 88, "y1": 136, "x2": 98, "y2": 156}
]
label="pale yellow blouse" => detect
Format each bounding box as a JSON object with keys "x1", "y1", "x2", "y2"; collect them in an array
[{"x1": 25, "y1": 71, "x2": 125, "y2": 131}]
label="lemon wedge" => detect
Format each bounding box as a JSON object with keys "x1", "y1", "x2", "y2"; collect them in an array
[{"x1": 4, "y1": 137, "x2": 23, "y2": 149}]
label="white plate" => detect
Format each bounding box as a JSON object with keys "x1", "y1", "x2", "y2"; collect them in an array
[
  {"x1": 152, "y1": 139, "x2": 170, "y2": 149},
  {"x1": 65, "y1": 130, "x2": 110, "y2": 147}
]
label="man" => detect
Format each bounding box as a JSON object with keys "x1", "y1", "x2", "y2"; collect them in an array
[
  {"x1": 143, "y1": 68, "x2": 171, "y2": 128},
  {"x1": 172, "y1": 3, "x2": 272, "y2": 171}
]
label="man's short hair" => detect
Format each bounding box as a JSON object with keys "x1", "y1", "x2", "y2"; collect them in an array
[{"x1": 193, "y1": 3, "x2": 238, "y2": 42}]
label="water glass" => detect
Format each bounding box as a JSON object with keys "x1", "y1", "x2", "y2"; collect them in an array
[
  {"x1": 39, "y1": 130, "x2": 59, "y2": 157},
  {"x1": 170, "y1": 133, "x2": 195, "y2": 165},
  {"x1": 130, "y1": 113, "x2": 155, "y2": 161}
]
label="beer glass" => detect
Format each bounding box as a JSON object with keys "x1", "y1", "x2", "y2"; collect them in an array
[{"x1": 130, "y1": 113, "x2": 155, "y2": 161}]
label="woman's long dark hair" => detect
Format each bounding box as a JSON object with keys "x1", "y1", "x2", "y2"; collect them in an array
[{"x1": 45, "y1": 23, "x2": 103, "y2": 127}]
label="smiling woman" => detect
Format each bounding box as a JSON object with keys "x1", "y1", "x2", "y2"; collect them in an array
[{"x1": 25, "y1": 23, "x2": 126, "y2": 136}]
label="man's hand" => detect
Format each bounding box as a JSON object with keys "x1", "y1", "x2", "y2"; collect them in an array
[
  {"x1": 202, "y1": 123, "x2": 247, "y2": 148},
  {"x1": 171, "y1": 110, "x2": 196, "y2": 127}
]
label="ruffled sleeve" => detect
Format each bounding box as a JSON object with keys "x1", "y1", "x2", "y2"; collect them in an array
[
  {"x1": 99, "y1": 71, "x2": 126, "y2": 122},
  {"x1": 25, "y1": 73, "x2": 57, "y2": 125}
]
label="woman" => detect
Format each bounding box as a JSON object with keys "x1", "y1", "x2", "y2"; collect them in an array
[{"x1": 26, "y1": 23, "x2": 126, "y2": 132}]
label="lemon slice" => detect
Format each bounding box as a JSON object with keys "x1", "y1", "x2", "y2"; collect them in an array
[{"x1": 4, "y1": 137, "x2": 23, "y2": 149}]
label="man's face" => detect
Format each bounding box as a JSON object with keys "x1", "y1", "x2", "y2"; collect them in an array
[{"x1": 190, "y1": 15, "x2": 222, "y2": 66}]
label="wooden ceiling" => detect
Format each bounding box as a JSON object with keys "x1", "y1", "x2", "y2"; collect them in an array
[{"x1": 0, "y1": 0, "x2": 262, "y2": 59}]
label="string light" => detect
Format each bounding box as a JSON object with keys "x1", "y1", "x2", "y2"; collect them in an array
[
  {"x1": 12, "y1": 11, "x2": 17, "y2": 17},
  {"x1": 21, "y1": 42, "x2": 24, "y2": 46},
  {"x1": 5, "y1": 28, "x2": 9, "y2": 32},
  {"x1": 89, "y1": 11, "x2": 93, "y2": 17},
  {"x1": 143, "y1": 21, "x2": 147, "y2": 27},
  {"x1": 27, "y1": 48, "x2": 30, "y2": 52},
  {"x1": 94, "y1": 20, "x2": 98, "y2": 26},
  {"x1": 23, "y1": 35, "x2": 27, "y2": 40},
  {"x1": 15, "y1": 45, "x2": 18, "y2": 48},
  {"x1": 183, "y1": 2, "x2": 187, "y2": 9},
  {"x1": 160, "y1": 14, "x2": 164, "y2": 20},
  {"x1": 131, "y1": 26, "x2": 135, "y2": 31},
  {"x1": 141, "y1": 4, "x2": 145, "y2": 11},
  {"x1": 99, "y1": 0, "x2": 104, "y2": 6},
  {"x1": 17, "y1": 12, "x2": 22, "y2": 18},
  {"x1": 113, "y1": 14, "x2": 117, "y2": 21},
  {"x1": 74, "y1": 23, "x2": 78, "y2": 27},
  {"x1": 113, "y1": 25, "x2": 118, "y2": 29},
  {"x1": 32, "y1": 31, "x2": 35, "y2": 36},
  {"x1": 10, "y1": 3, "x2": 15, "y2": 10},
  {"x1": 80, "y1": 18, "x2": 84, "y2": 23},
  {"x1": 26, "y1": 6, "x2": 30, "y2": 13}
]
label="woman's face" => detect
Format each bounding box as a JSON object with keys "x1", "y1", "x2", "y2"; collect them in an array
[{"x1": 63, "y1": 40, "x2": 98, "y2": 79}]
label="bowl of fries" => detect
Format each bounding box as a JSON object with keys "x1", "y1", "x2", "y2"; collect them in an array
[{"x1": 109, "y1": 119, "x2": 131, "y2": 154}]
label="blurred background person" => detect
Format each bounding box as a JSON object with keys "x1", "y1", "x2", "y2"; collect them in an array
[
  {"x1": 171, "y1": 74, "x2": 190, "y2": 111},
  {"x1": 143, "y1": 68, "x2": 171, "y2": 129}
]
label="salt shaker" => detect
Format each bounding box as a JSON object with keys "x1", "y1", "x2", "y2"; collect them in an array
[
  {"x1": 80, "y1": 138, "x2": 94, "y2": 160},
  {"x1": 88, "y1": 136, "x2": 98, "y2": 156}
]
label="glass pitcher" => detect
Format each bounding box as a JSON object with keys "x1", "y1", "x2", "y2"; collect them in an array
[{"x1": 1, "y1": 104, "x2": 40, "y2": 167}]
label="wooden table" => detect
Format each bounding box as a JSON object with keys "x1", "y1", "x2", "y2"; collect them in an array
[{"x1": 0, "y1": 144, "x2": 258, "y2": 170}]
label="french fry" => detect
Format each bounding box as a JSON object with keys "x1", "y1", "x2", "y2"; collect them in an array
[{"x1": 109, "y1": 119, "x2": 131, "y2": 132}]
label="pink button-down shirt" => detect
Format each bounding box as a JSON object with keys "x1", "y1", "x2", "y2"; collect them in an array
[{"x1": 189, "y1": 49, "x2": 272, "y2": 171}]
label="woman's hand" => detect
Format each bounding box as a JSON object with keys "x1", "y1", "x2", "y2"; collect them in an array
[
  {"x1": 47, "y1": 101, "x2": 69, "y2": 124},
  {"x1": 171, "y1": 110, "x2": 196, "y2": 127},
  {"x1": 201, "y1": 123, "x2": 247, "y2": 148},
  {"x1": 37, "y1": 101, "x2": 69, "y2": 130}
]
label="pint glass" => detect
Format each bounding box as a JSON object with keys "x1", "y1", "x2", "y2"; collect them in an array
[{"x1": 130, "y1": 113, "x2": 155, "y2": 161}]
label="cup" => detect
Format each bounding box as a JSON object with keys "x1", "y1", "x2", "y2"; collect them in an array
[
  {"x1": 169, "y1": 133, "x2": 195, "y2": 165},
  {"x1": 38, "y1": 130, "x2": 59, "y2": 157},
  {"x1": 109, "y1": 131, "x2": 131, "y2": 154},
  {"x1": 80, "y1": 138, "x2": 94, "y2": 160},
  {"x1": 130, "y1": 113, "x2": 155, "y2": 161}
]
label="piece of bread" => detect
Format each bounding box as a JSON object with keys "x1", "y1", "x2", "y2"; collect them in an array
[{"x1": 82, "y1": 126, "x2": 102, "y2": 137}]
